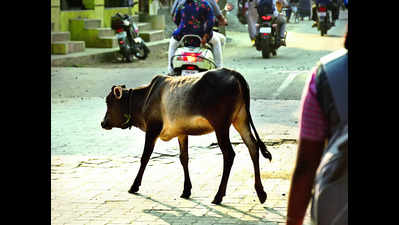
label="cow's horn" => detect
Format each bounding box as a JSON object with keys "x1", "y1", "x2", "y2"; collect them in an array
[{"x1": 113, "y1": 86, "x2": 123, "y2": 99}]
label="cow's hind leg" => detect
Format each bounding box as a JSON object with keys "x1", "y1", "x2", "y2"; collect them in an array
[
  {"x1": 233, "y1": 113, "x2": 267, "y2": 204},
  {"x1": 128, "y1": 127, "x2": 161, "y2": 194},
  {"x1": 178, "y1": 135, "x2": 192, "y2": 199},
  {"x1": 212, "y1": 127, "x2": 236, "y2": 205}
]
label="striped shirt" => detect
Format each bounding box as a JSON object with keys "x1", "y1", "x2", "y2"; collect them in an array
[{"x1": 299, "y1": 69, "x2": 328, "y2": 141}]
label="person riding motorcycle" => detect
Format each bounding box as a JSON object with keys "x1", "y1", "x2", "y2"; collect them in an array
[
  {"x1": 171, "y1": 0, "x2": 227, "y2": 57},
  {"x1": 255, "y1": 0, "x2": 287, "y2": 46},
  {"x1": 167, "y1": 0, "x2": 223, "y2": 74},
  {"x1": 311, "y1": 0, "x2": 339, "y2": 27}
]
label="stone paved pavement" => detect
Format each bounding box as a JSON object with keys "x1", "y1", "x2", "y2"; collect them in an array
[{"x1": 51, "y1": 141, "x2": 312, "y2": 225}]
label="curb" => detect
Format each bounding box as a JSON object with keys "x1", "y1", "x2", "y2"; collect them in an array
[{"x1": 51, "y1": 39, "x2": 170, "y2": 67}]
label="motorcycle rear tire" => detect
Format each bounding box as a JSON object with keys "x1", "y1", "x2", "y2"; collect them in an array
[
  {"x1": 125, "y1": 54, "x2": 134, "y2": 62},
  {"x1": 261, "y1": 39, "x2": 271, "y2": 58},
  {"x1": 121, "y1": 48, "x2": 134, "y2": 62},
  {"x1": 320, "y1": 28, "x2": 326, "y2": 36}
]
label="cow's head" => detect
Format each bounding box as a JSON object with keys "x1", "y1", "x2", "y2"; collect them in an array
[{"x1": 101, "y1": 85, "x2": 133, "y2": 130}]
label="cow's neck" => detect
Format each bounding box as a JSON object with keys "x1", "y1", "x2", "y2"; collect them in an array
[{"x1": 130, "y1": 87, "x2": 148, "y2": 131}]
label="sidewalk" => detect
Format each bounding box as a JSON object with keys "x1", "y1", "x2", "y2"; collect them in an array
[
  {"x1": 51, "y1": 39, "x2": 169, "y2": 67},
  {"x1": 51, "y1": 141, "x2": 311, "y2": 225}
]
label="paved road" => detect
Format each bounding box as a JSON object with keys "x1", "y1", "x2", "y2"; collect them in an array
[{"x1": 51, "y1": 12, "x2": 347, "y2": 225}]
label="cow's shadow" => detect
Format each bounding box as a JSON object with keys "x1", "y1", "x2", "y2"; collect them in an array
[{"x1": 135, "y1": 193, "x2": 286, "y2": 224}]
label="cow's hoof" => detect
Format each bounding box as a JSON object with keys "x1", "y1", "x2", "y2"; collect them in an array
[
  {"x1": 211, "y1": 196, "x2": 223, "y2": 205},
  {"x1": 128, "y1": 185, "x2": 139, "y2": 194},
  {"x1": 180, "y1": 190, "x2": 191, "y2": 199},
  {"x1": 256, "y1": 189, "x2": 267, "y2": 204}
]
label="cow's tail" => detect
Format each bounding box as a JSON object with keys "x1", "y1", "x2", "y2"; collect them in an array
[{"x1": 231, "y1": 69, "x2": 272, "y2": 162}]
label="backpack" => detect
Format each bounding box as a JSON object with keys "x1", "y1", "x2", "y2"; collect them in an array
[{"x1": 311, "y1": 49, "x2": 348, "y2": 225}]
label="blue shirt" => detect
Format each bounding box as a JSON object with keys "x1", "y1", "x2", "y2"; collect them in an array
[
  {"x1": 172, "y1": 0, "x2": 215, "y2": 42},
  {"x1": 171, "y1": 0, "x2": 222, "y2": 17}
]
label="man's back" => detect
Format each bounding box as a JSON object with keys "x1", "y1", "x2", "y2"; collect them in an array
[{"x1": 172, "y1": 0, "x2": 215, "y2": 41}]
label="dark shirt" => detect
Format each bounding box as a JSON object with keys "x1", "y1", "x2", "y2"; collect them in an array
[
  {"x1": 315, "y1": 0, "x2": 331, "y2": 5},
  {"x1": 172, "y1": 0, "x2": 215, "y2": 41}
]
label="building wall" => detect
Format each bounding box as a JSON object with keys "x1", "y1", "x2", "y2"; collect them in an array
[{"x1": 51, "y1": 0, "x2": 140, "y2": 32}]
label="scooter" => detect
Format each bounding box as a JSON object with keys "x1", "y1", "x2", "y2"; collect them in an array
[
  {"x1": 110, "y1": 2, "x2": 150, "y2": 62},
  {"x1": 255, "y1": 14, "x2": 286, "y2": 58},
  {"x1": 316, "y1": 4, "x2": 332, "y2": 36},
  {"x1": 171, "y1": 35, "x2": 216, "y2": 76}
]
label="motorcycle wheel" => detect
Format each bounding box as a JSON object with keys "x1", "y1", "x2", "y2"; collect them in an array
[
  {"x1": 261, "y1": 39, "x2": 271, "y2": 58},
  {"x1": 320, "y1": 27, "x2": 326, "y2": 36},
  {"x1": 125, "y1": 54, "x2": 134, "y2": 62},
  {"x1": 121, "y1": 49, "x2": 134, "y2": 62},
  {"x1": 134, "y1": 43, "x2": 150, "y2": 60}
]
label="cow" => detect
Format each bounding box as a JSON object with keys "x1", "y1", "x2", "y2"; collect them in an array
[{"x1": 101, "y1": 68, "x2": 272, "y2": 205}]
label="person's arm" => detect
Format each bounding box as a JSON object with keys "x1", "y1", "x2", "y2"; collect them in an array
[
  {"x1": 202, "y1": 3, "x2": 215, "y2": 45},
  {"x1": 173, "y1": 4, "x2": 182, "y2": 26},
  {"x1": 207, "y1": 0, "x2": 222, "y2": 17},
  {"x1": 171, "y1": 0, "x2": 179, "y2": 16},
  {"x1": 207, "y1": 0, "x2": 228, "y2": 26},
  {"x1": 286, "y1": 138, "x2": 324, "y2": 225}
]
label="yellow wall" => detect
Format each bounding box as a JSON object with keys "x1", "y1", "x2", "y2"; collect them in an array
[{"x1": 51, "y1": 0, "x2": 138, "y2": 32}]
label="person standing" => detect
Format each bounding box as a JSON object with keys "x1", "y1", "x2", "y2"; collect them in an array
[{"x1": 286, "y1": 27, "x2": 348, "y2": 225}]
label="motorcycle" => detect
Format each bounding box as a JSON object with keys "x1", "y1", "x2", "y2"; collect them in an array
[
  {"x1": 255, "y1": 14, "x2": 286, "y2": 58},
  {"x1": 110, "y1": 2, "x2": 150, "y2": 62},
  {"x1": 171, "y1": 35, "x2": 216, "y2": 76},
  {"x1": 316, "y1": 4, "x2": 332, "y2": 36}
]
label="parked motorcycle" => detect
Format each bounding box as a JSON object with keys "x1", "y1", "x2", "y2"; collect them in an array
[
  {"x1": 255, "y1": 14, "x2": 286, "y2": 58},
  {"x1": 171, "y1": 35, "x2": 216, "y2": 76},
  {"x1": 316, "y1": 4, "x2": 332, "y2": 36},
  {"x1": 111, "y1": 3, "x2": 150, "y2": 62}
]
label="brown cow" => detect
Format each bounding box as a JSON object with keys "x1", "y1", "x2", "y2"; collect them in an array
[{"x1": 101, "y1": 68, "x2": 272, "y2": 204}]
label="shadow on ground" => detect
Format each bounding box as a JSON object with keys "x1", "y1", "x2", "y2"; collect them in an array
[{"x1": 136, "y1": 193, "x2": 286, "y2": 224}]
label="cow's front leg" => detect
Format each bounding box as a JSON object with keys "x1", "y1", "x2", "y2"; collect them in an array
[
  {"x1": 178, "y1": 135, "x2": 192, "y2": 199},
  {"x1": 128, "y1": 126, "x2": 161, "y2": 194}
]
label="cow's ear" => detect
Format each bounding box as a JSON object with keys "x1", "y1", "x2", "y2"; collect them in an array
[{"x1": 113, "y1": 86, "x2": 123, "y2": 100}]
